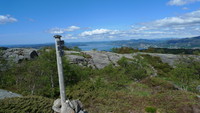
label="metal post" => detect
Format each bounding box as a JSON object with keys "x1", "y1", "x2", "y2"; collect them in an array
[{"x1": 54, "y1": 35, "x2": 66, "y2": 112}]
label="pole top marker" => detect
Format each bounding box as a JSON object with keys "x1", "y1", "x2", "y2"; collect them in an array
[{"x1": 54, "y1": 35, "x2": 62, "y2": 39}]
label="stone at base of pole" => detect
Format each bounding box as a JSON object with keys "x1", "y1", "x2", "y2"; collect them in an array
[
  {"x1": 52, "y1": 98, "x2": 88, "y2": 113},
  {"x1": 61, "y1": 102, "x2": 74, "y2": 113}
]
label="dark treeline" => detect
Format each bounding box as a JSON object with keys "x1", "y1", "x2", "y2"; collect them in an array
[
  {"x1": 112, "y1": 47, "x2": 200, "y2": 55},
  {"x1": 0, "y1": 47, "x2": 8, "y2": 50}
]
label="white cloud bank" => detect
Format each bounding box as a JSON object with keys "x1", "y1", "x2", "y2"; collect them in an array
[
  {"x1": 48, "y1": 26, "x2": 80, "y2": 34},
  {"x1": 129, "y1": 9, "x2": 200, "y2": 38},
  {"x1": 77, "y1": 9, "x2": 200, "y2": 40},
  {"x1": 47, "y1": 9, "x2": 200, "y2": 41},
  {"x1": 143, "y1": 10, "x2": 200, "y2": 27},
  {"x1": 80, "y1": 29, "x2": 111, "y2": 36},
  {"x1": 168, "y1": 0, "x2": 200, "y2": 6},
  {"x1": 0, "y1": 15, "x2": 17, "y2": 24}
]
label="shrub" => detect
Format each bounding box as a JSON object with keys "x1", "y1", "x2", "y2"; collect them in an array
[
  {"x1": 118, "y1": 56, "x2": 149, "y2": 81},
  {"x1": 0, "y1": 49, "x2": 91, "y2": 98},
  {"x1": 111, "y1": 47, "x2": 139, "y2": 54},
  {"x1": 141, "y1": 77, "x2": 175, "y2": 90},
  {"x1": 0, "y1": 96, "x2": 54, "y2": 113},
  {"x1": 145, "y1": 106, "x2": 157, "y2": 113},
  {"x1": 171, "y1": 57, "x2": 200, "y2": 92},
  {"x1": 141, "y1": 54, "x2": 172, "y2": 77}
]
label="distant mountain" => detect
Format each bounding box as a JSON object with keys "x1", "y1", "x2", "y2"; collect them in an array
[
  {"x1": 166, "y1": 36, "x2": 200, "y2": 48},
  {"x1": 2, "y1": 36, "x2": 200, "y2": 50},
  {"x1": 111, "y1": 39, "x2": 168, "y2": 49},
  {"x1": 111, "y1": 36, "x2": 200, "y2": 49}
]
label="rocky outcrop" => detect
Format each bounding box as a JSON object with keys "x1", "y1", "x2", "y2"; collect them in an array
[
  {"x1": 0, "y1": 89, "x2": 22, "y2": 99},
  {"x1": 2, "y1": 48, "x2": 38, "y2": 63},
  {"x1": 2, "y1": 48, "x2": 199, "y2": 69},
  {"x1": 65, "y1": 51, "x2": 138, "y2": 69},
  {"x1": 52, "y1": 98, "x2": 87, "y2": 113},
  {"x1": 65, "y1": 51, "x2": 200, "y2": 69},
  {"x1": 84, "y1": 51, "x2": 119, "y2": 69},
  {"x1": 65, "y1": 51, "x2": 183, "y2": 69},
  {"x1": 139, "y1": 52, "x2": 180, "y2": 66}
]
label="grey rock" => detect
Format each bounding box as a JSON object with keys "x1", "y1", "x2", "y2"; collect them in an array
[
  {"x1": 0, "y1": 89, "x2": 22, "y2": 99},
  {"x1": 64, "y1": 51, "x2": 81, "y2": 54},
  {"x1": 196, "y1": 85, "x2": 200, "y2": 92},
  {"x1": 78, "y1": 110, "x2": 88, "y2": 113},
  {"x1": 52, "y1": 98, "x2": 61, "y2": 113},
  {"x1": 78, "y1": 111, "x2": 84, "y2": 113},
  {"x1": 2, "y1": 48, "x2": 38, "y2": 63},
  {"x1": 65, "y1": 51, "x2": 137, "y2": 69},
  {"x1": 139, "y1": 52, "x2": 179, "y2": 66},
  {"x1": 67, "y1": 55, "x2": 85, "y2": 63},
  {"x1": 3, "y1": 48, "x2": 189, "y2": 69},
  {"x1": 70, "y1": 100, "x2": 84, "y2": 113},
  {"x1": 63, "y1": 50, "x2": 200, "y2": 69},
  {"x1": 52, "y1": 99, "x2": 87, "y2": 113},
  {"x1": 62, "y1": 102, "x2": 75, "y2": 113},
  {"x1": 84, "y1": 51, "x2": 111, "y2": 69},
  {"x1": 104, "y1": 52, "x2": 121, "y2": 66}
]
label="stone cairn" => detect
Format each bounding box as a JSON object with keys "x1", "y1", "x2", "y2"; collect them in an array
[{"x1": 52, "y1": 99, "x2": 87, "y2": 113}]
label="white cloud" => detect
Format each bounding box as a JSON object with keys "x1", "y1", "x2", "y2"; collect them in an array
[
  {"x1": 62, "y1": 10, "x2": 200, "y2": 41},
  {"x1": 80, "y1": 29, "x2": 111, "y2": 36},
  {"x1": 0, "y1": 15, "x2": 17, "y2": 24},
  {"x1": 168, "y1": 0, "x2": 200, "y2": 6},
  {"x1": 48, "y1": 26, "x2": 80, "y2": 34},
  {"x1": 128, "y1": 9, "x2": 200, "y2": 39},
  {"x1": 48, "y1": 27, "x2": 65, "y2": 34},
  {"x1": 143, "y1": 9, "x2": 200, "y2": 28},
  {"x1": 65, "y1": 26, "x2": 80, "y2": 31},
  {"x1": 62, "y1": 34, "x2": 78, "y2": 39}
]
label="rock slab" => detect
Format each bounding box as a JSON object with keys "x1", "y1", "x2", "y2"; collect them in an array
[
  {"x1": 0, "y1": 89, "x2": 22, "y2": 99},
  {"x1": 2, "y1": 48, "x2": 38, "y2": 63}
]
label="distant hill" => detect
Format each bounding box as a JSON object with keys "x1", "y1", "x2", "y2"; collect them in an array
[
  {"x1": 111, "y1": 39, "x2": 168, "y2": 49},
  {"x1": 166, "y1": 36, "x2": 200, "y2": 48},
  {"x1": 112, "y1": 36, "x2": 200, "y2": 49},
  {"x1": 2, "y1": 36, "x2": 200, "y2": 50}
]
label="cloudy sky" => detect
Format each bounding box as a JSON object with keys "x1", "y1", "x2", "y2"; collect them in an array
[{"x1": 1, "y1": 0, "x2": 200, "y2": 45}]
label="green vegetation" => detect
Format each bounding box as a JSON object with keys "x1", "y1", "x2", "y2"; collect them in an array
[
  {"x1": 117, "y1": 56, "x2": 150, "y2": 80},
  {"x1": 141, "y1": 54, "x2": 172, "y2": 77},
  {"x1": 0, "y1": 48, "x2": 90, "y2": 98},
  {"x1": 111, "y1": 47, "x2": 139, "y2": 54},
  {"x1": 0, "y1": 96, "x2": 54, "y2": 113},
  {"x1": 170, "y1": 57, "x2": 200, "y2": 93},
  {"x1": 145, "y1": 106, "x2": 157, "y2": 113},
  {"x1": 112, "y1": 46, "x2": 200, "y2": 55},
  {"x1": 141, "y1": 47, "x2": 200, "y2": 55},
  {"x1": 0, "y1": 48, "x2": 199, "y2": 112},
  {"x1": 0, "y1": 47, "x2": 8, "y2": 50}
]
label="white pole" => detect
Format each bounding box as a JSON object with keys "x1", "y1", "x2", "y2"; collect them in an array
[{"x1": 54, "y1": 35, "x2": 67, "y2": 112}]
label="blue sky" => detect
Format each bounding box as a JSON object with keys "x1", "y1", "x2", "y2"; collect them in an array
[{"x1": 1, "y1": 0, "x2": 200, "y2": 45}]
